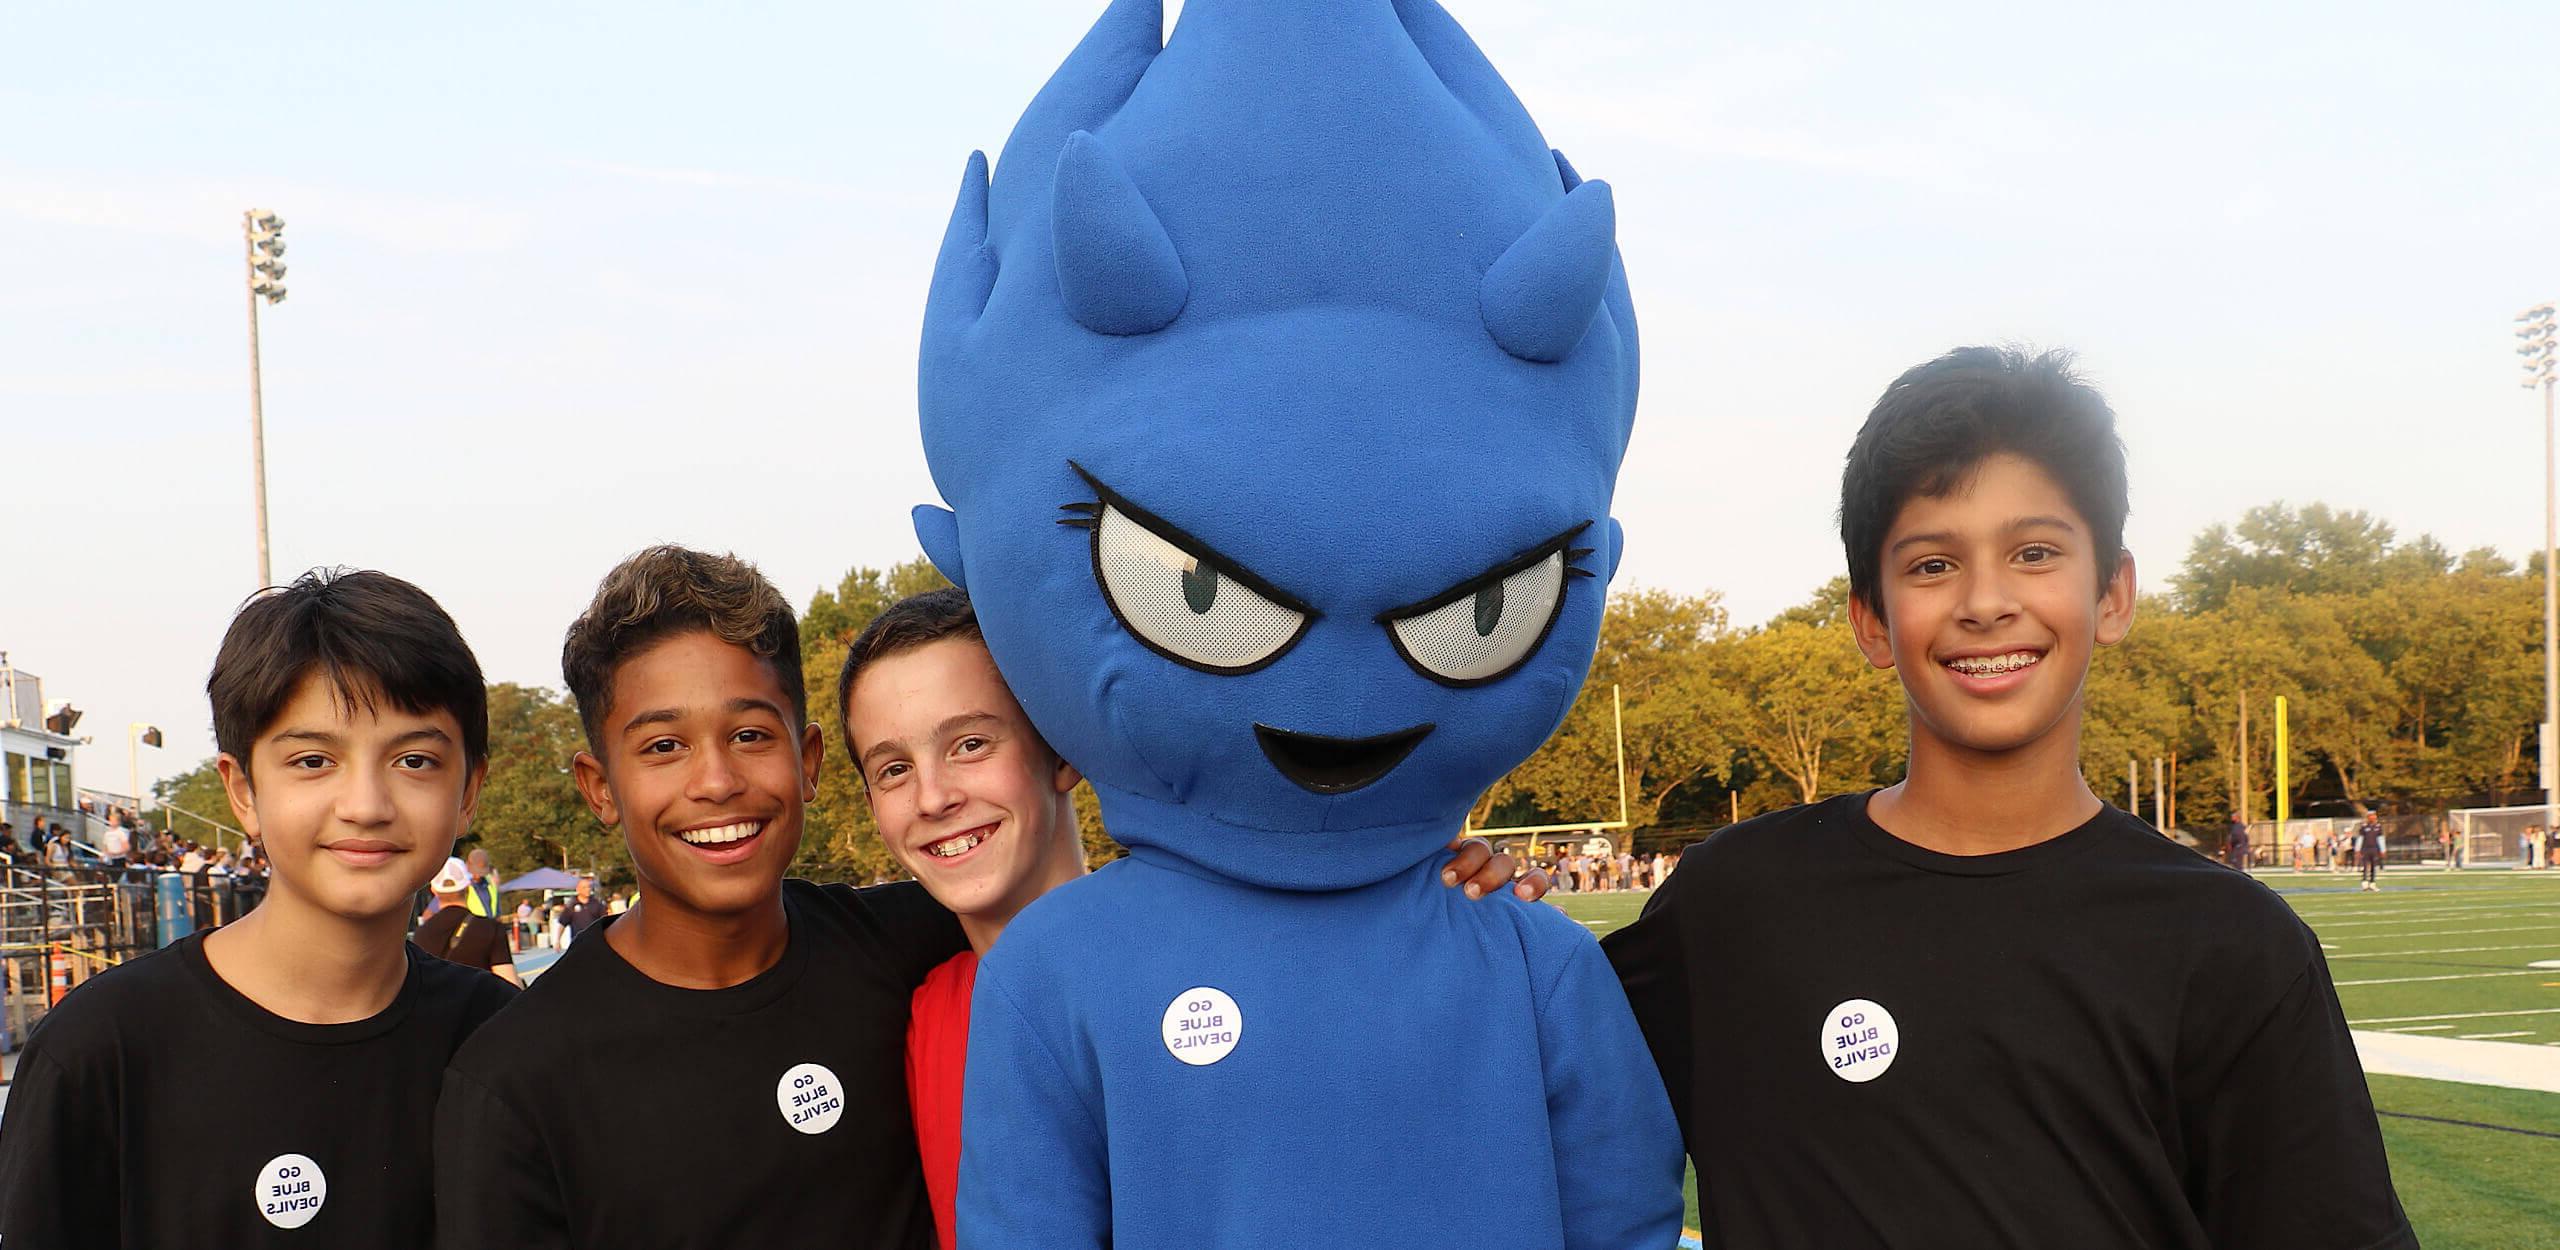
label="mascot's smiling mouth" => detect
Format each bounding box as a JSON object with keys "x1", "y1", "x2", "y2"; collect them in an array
[{"x1": 1253, "y1": 723, "x2": 1435, "y2": 795}]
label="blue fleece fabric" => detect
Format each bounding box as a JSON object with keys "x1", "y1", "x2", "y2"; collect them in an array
[{"x1": 917, "y1": 1, "x2": 1683, "y2": 1244}]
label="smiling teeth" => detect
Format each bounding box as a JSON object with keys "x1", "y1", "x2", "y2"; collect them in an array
[
  {"x1": 926, "y1": 832, "x2": 984, "y2": 859},
  {"x1": 1946, "y1": 651, "x2": 2041, "y2": 676},
  {"x1": 677, "y1": 821, "x2": 761, "y2": 846}
]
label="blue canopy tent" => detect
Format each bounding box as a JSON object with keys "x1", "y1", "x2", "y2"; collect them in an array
[{"x1": 497, "y1": 867, "x2": 583, "y2": 893}]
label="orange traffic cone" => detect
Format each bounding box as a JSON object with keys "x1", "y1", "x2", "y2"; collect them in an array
[{"x1": 48, "y1": 944, "x2": 70, "y2": 1006}]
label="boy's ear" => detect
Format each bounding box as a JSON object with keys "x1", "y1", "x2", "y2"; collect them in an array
[
  {"x1": 2095, "y1": 550, "x2": 2137, "y2": 647},
  {"x1": 1606, "y1": 517, "x2": 1626, "y2": 585},
  {"x1": 571, "y1": 750, "x2": 620, "y2": 830},
  {"x1": 913, "y1": 504, "x2": 967, "y2": 591},
  {"x1": 214, "y1": 753, "x2": 262, "y2": 842},
  {"x1": 455, "y1": 759, "x2": 488, "y2": 837},
  {"x1": 1847, "y1": 588, "x2": 1896, "y2": 670},
  {"x1": 799, "y1": 720, "x2": 826, "y2": 802},
  {"x1": 1052, "y1": 751, "x2": 1084, "y2": 796}
]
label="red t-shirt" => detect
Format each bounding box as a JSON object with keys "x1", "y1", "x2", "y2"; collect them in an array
[{"x1": 906, "y1": 949, "x2": 978, "y2": 1250}]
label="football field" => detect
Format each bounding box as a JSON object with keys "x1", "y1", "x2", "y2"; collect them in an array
[{"x1": 1554, "y1": 869, "x2": 2560, "y2": 1249}]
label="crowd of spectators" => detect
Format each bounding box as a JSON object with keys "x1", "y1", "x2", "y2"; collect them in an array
[
  {"x1": 1541, "y1": 847, "x2": 1676, "y2": 893},
  {"x1": 0, "y1": 807, "x2": 267, "y2": 881}
]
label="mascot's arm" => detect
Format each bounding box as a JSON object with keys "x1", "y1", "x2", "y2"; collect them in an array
[
  {"x1": 955, "y1": 966, "x2": 1109, "y2": 1250},
  {"x1": 1538, "y1": 937, "x2": 1687, "y2": 1249}
]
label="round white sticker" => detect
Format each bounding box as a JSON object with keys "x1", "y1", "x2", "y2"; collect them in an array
[
  {"x1": 776, "y1": 1062, "x2": 846, "y2": 1135},
  {"x1": 1821, "y1": 998, "x2": 1900, "y2": 1084},
  {"x1": 254, "y1": 1153, "x2": 327, "y2": 1229},
  {"x1": 1162, "y1": 986, "x2": 1242, "y2": 1066}
]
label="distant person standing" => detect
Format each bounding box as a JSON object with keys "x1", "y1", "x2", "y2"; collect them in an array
[
  {"x1": 461, "y1": 846, "x2": 500, "y2": 919},
  {"x1": 558, "y1": 874, "x2": 608, "y2": 943},
  {"x1": 413, "y1": 858, "x2": 522, "y2": 987},
  {"x1": 2356, "y1": 814, "x2": 2386, "y2": 893},
  {"x1": 2225, "y1": 818, "x2": 2250, "y2": 871}
]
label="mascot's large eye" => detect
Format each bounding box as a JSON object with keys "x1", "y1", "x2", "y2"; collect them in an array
[
  {"x1": 1086, "y1": 500, "x2": 1314, "y2": 675},
  {"x1": 1380, "y1": 525, "x2": 1592, "y2": 687}
]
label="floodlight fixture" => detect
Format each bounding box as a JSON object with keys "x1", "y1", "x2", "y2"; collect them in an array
[{"x1": 253, "y1": 257, "x2": 286, "y2": 279}]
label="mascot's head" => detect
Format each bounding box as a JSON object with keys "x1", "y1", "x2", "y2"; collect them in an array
[{"x1": 917, "y1": 0, "x2": 1637, "y2": 890}]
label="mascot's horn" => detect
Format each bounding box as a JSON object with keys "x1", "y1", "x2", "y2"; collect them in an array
[
  {"x1": 1480, "y1": 179, "x2": 1615, "y2": 364},
  {"x1": 1053, "y1": 130, "x2": 1188, "y2": 336},
  {"x1": 923, "y1": 150, "x2": 997, "y2": 333}
]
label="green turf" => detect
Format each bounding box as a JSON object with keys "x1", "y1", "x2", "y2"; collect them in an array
[
  {"x1": 2262, "y1": 870, "x2": 2560, "y2": 1046},
  {"x1": 2367, "y1": 1074, "x2": 2560, "y2": 1249},
  {"x1": 1553, "y1": 871, "x2": 2560, "y2": 1240}
]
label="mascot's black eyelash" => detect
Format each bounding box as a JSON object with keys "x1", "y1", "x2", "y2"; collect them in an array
[
  {"x1": 1058, "y1": 463, "x2": 1319, "y2": 618},
  {"x1": 1068, "y1": 498, "x2": 1596, "y2": 595},
  {"x1": 1375, "y1": 522, "x2": 1598, "y2": 623}
]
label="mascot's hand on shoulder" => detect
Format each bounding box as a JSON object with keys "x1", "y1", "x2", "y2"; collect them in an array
[{"x1": 924, "y1": 2, "x2": 1681, "y2": 1246}]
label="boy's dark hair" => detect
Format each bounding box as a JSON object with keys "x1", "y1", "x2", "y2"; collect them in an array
[
  {"x1": 208, "y1": 568, "x2": 489, "y2": 780},
  {"x1": 1840, "y1": 346, "x2": 2128, "y2": 618},
  {"x1": 834, "y1": 589, "x2": 983, "y2": 754},
  {"x1": 562, "y1": 546, "x2": 804, "y2": 750}
]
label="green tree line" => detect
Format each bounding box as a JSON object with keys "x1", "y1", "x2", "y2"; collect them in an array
[{"x1": 146, "y1": 502, "x2": 2546, "y2": 881}]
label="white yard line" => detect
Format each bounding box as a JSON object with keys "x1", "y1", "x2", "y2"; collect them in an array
[
  {"x1": 2354, "y1": 1031, "x2": 2560, "y2": 1095},
  {"x1": 2457, "y1": 1031, "x2": 2537, "y2": 1040},
  {"x1": 2298, "y1": 910, "x2": 2560, "y2": 930},
  {"x1": 2349, "y1": 1007, "x2": 2560, "y2": 1025},
  {"x1": 2334, "y1": 968, "x2": 2560, "y2": 987},
  {"x1": 2384, "y1": 1024, "x2": 2457, "y2": 1032},
  {"x1": 2321, "y1": 924, "x2": 2560, "y2": 942},
  {"x1": 2329, "y1": 942, "x2": 2560, "y2": 960}
]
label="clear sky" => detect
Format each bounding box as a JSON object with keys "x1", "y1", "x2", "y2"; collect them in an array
[{"x1": 4, "y1": 0, "x2": 2553, "y2": 798}]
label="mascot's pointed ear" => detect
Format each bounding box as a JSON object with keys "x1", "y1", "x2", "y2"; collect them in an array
[
  {"x1": 1480, "y1": 179, "x2": 1615, "y2": 363},
  {"x1": 1053, "y1": 130, "x2": 1188, "y2": 336},
  {"x1": 913, "y1": 504, "x2": 968, "y2": 591},
  {"x1": 924, "y1": 151, "x2": 998, "y2": 332},
  {"x1": 1606, "y1": 517, "x2": 1626, "y2": 585},
  {"x1": 1551, "y1": 148, "x2": 1584, "y2": 191}
]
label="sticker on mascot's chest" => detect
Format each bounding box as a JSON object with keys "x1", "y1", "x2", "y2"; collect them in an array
[
  {"x1": 1821, "y1": 998, "x2": 1899, "y2": 1083},
  {"x1": 777, "y1": 1061, "x2": 847, "y2": 1134},
  {"x1": 1162, "y1": 986, "x2": 1243, "y2": 1066},
  {"x1": 255, "y1": 1153, "x2": 327, "y2": 1229}
]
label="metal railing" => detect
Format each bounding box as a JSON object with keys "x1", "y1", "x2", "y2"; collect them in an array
[{"x1": 0, "y1": 865, "x2": 268, "y2": 1051}]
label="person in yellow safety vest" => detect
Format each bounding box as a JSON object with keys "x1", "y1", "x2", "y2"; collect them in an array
[{"x1": 462, "y1": 846, "x2": 500, "y2": 919}]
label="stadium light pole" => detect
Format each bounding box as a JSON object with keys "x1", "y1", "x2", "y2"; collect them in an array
[
  {"x1": 2519, "y1": 302, "x2": 2558, "y2": 842},
  {"x1": 245, "y1": 209, "x2": 289, "y2": 589},
  {"x1": 128, "y1": 723, "x2": 162, "y2": 816}
]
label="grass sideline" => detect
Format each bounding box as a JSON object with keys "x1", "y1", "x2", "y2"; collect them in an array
[{"x1": 1554, "y1": 869, "x2": 2560, "y2": 1247}]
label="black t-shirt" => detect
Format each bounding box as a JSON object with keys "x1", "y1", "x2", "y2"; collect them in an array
[
  {"x1": 560, "y1": 897, "x2": 608, "y2": 938},
  {"x1": 0, "y1": 930, "x2": 516, "y2": 1248},
  {"x1": 433, "y1": 878, "x2": 964, "y2": 1249},
  {"x1": 1603, "y1": 794, "x2": 2414, "y2": 1250},
  {"x1": 414, "y1": 905, "x2": 512, "y2": 972}
]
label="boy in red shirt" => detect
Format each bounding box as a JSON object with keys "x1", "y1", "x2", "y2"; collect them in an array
[{"x1": 837, "y1": 589, "x2": 1541, "y2": 1249}]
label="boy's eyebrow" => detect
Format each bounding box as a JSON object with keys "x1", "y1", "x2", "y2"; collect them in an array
[
  {"x1": 388, "y1": 727, "x2": 454, "y2": 748},
  {"x1": 620, "y1": 696, "x2": 792, "y2": 738},
  {"x1": 270, "y1": 728, "x2": 343, "y2": 745},
  {"x1": 1887, "y1": 515, "x2": 2082, "y2": 556},
  {"x1": 858, "y1": 711, "x2": 1003, "y2": 770}
]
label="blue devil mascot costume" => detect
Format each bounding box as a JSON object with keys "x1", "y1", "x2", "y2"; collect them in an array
[{"x1": 916, "y1": 1, "x2": 1683, "y2": 1244}]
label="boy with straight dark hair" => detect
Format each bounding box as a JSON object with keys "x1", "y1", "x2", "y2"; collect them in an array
[
  {"x1": 1606, "y1": 347, "x2": 2413, "y2": 1249},
  {"x1": 0, "y1": 569, "x2": 517, "y2": 1248}
]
